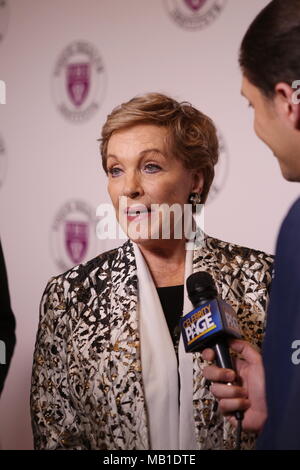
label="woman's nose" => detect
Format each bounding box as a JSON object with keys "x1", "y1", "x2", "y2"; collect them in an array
[{"x1": 123, "y1": 172, "x2": 143, "y2": 199}]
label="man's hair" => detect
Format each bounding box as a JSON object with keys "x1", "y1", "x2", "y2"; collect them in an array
[
  {"x1": 239, "y1": 0, "x2": 300, "y2": 97},
  {"x1": 99, "y1": 92, "x2": 219, "y2": 203}
]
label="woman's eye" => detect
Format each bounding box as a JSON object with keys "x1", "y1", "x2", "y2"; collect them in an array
[
  {"x1": 108, "y1": 167, "x2": 122, "y2": 177},
  {"x1": 144, "y1": 163, "x2": 161, "y2": 173}
]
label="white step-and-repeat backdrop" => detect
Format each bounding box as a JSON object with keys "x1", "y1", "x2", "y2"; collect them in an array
[{"x1": 0, "y1": 0, "x2": 299, "y2": 449}]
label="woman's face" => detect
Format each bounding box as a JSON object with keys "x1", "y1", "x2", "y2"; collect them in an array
[{"x1": 106, "y1": 124, "x2": 203, "y2": 245}]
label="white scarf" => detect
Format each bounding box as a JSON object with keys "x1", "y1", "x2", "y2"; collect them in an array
[{"x1": 133, "y1": 242, "x2": 197, "y2": 450}]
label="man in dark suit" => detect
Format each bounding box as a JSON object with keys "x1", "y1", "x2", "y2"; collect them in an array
[
  {"x1": 202, "y1": 0, "x2": 300, "y2": 449},
  {"x1": 0, "y1": 239, "x2": 16, "y2": 396}
]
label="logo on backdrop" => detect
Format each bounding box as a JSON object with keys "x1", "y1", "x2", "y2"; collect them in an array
[
  {"x1": 53, "y1": 41, "x2": 106, "y2": 123},
  {"x1": 164, "y1": 0, "x2": 227, "y2": 30},
  {"x1": 0, "y1": 135, "x2": 7, "y2": 189},
  {"x1": 0, "y1": 0, "x2": 9, "y2": 42},
  {"x1": 206, "y1": 129, "x2": 229, "y2": 204},
  {"x1": 51, "y1": 200, "x2": 96, "y2": 271}
]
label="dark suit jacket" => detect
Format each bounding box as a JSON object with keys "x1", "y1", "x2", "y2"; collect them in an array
[
  {"x1": 0, "y1": 239, "x2": 16, "y2": 395},
  {"x1": 258, "y1": 197, "x2": 300, "y2": 450}
]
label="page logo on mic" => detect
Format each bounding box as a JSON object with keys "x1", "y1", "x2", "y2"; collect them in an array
[
  {"x1": 181, "y1": 295, "x2": 242, "y2": 352},
  {"x1": 182, "y1": 300, "x2": 219, "y2": 346}
]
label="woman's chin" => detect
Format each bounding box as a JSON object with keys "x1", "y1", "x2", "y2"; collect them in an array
[{"x1": 118, "y1": 216, "x2": 186, "y2": 246}]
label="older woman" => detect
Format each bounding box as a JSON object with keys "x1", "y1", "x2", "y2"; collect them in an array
[{"x1": 31, "y1": 93, "x2": 273, "y2": 450}]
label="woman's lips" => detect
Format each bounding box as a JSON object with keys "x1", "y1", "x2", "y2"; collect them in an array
[{"x1": 125, "y1": 206, "x2": 152, "y2": 222}]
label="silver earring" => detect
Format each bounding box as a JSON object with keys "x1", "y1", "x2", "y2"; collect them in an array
[{"x1": 189, "y1": 192, "x2": 202, "y2": 206}]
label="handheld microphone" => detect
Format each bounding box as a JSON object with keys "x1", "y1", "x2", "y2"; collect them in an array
[{"x1": 181, "y1": 271, "x2": 244, "y2": 431}]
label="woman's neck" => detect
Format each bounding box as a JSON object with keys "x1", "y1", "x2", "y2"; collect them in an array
[{"x1": 137, "y1": 239, "x2": 186, "y2": 287}]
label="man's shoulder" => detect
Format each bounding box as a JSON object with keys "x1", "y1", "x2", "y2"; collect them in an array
[
  {"x1": 282, "y1": 196, "x2": 300, "y2": 228},
  {"x1": 276, "y1": 197, "x2": 300, "y2": 251}
]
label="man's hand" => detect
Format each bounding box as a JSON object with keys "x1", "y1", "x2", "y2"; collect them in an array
[{"x1": 202, "y1": 339, "x2": 267, "y2": 433}]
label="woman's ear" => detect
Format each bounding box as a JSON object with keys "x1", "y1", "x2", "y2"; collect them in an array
[
  {"x1": 274, "y1": 82, "x2": 300, "y2": 130},
  {"x1": 192, "y1": 170, "x2": 204, "y2": 195}
]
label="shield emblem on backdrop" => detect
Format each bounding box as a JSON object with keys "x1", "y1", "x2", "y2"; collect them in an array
[
  {"x1": 65, "y1": 221, "x2": 89, "y2": 264},
  {"x1": 66, "y1": 63, "x2": 90, "y2": 107},
  {"x1": 184, "y1": 0, "x2": 207, "y2": 11}
]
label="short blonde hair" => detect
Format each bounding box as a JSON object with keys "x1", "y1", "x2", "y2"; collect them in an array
[{"x1": 99, "y1": 93, "x2": 219, "y2": 203}]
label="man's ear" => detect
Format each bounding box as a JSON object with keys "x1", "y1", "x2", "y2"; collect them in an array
[{"x1": 274, "y1": 82, "x2": 300, "y2": 130}]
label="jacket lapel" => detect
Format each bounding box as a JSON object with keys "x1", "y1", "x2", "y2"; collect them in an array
[{"x1": 107, "y1": 240, "x2": 150, "y2": 449}]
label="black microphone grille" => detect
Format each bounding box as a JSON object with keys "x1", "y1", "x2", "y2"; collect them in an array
[{"x1": 186, "y1": 271, "x2": 218, "y2": 304}]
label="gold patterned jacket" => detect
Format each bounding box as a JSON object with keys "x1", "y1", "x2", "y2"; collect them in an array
[{"x1": 31, "y1": 235, "x2": 273, "y2": 450}]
